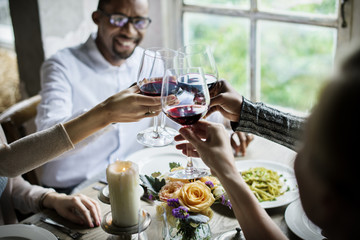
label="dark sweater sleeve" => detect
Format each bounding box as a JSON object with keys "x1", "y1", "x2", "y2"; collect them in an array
[{"x1": 231, "y1": 97, "x2": 306, "y2": 151}]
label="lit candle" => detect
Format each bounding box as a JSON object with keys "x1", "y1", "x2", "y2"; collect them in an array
[{"x1": 106, "y1": 160, "x2": 140, "y2": 227}]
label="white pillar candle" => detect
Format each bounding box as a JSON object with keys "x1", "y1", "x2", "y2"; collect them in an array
[{"x1": 106, "y1": 160, "x2": 140, "y2": 227}]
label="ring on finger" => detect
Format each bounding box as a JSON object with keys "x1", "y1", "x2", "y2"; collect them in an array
[{"x1": 145, "y1": 107, "x2": 156, "y2": 115}]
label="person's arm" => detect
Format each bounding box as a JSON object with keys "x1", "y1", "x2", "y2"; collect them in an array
[
  {"x1": 175, "y1": 121, "x2": 287, "y2": 240},
  {"x1": 62, "y1": 85, "x2": 162, "y2": 144},
  {"x1": 0, "y1": 124, "x2": 74, "y2": 177},
  {"x1": 0, "y1": 85, "x2": 161, "y2": 177},
  {"x1": 231, "y1": 97, "x2": 305, "y2": 151},
  {"x1": 206, "y1": 80, "x2": 305, "y2": 151}
]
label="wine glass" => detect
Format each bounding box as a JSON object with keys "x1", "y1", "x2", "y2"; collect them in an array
[
  {"x1": 137, "y1": 47, "x2": 178, "y2": 147},
  {"x1": 178, "y1": 44, "x2": 218, "y2": 90},
  {"x1": 161, "y1": 67, "x2": 210, "y2": 179}
]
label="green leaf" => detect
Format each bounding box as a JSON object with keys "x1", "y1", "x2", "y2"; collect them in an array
[
  {"x1": 151, "y1": 172, "x2": 161, "y2": 178},
  {"x1": 185, "y1": 214, "x2": 209, "y2": 224},
  {"x1": 169, "y1": 162, "x2": 181, "y2": 170},
  {"x1": 177, "y1": 221, "x2": 211, "y2": 240},
  {"x1": 139, "y1": 174, "x2": 166, "y2": 195}
]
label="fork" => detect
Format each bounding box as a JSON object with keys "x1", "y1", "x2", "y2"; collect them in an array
[{"x1": 40, "y1": 217, "x2": 85, "y2": 239}]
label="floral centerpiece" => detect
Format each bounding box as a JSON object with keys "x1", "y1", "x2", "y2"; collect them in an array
[{"x1": 140, "y1": 163, "x2": 232, "y2": 240}]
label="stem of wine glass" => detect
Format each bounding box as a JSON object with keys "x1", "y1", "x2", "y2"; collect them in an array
[
  {"x1": 185, "y1": 140, "x2": 194, "y2": 175},
  {"x1": 152, "y1": 116, "x2": 160, "y2": 139},
  {"x1": 160, "y1": 112, "x2": 166, "y2": 129}
]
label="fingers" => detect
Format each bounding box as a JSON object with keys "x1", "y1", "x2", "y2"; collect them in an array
[
  {"x1": 72, "y1": 195, "x2": 96, "y2": 227},
  {"x1": 142, "y1": 107, "x2": 162, "y2": 117},
  {"x1": 175, "y1": 143, "x2": 200, "y2": 158},
  {"x1": 246, "y1": 133, "x2": 254, "y2": 146},
  {"x1": 127, "y1": 84, "x2": 140, "y2": 93},
  {"x1": 178, "y1": 121, "x2": 210, "y2": 143},
  {"x1": 203, "y1": 106, "x2": 218, "y2": 119},
  {"x1": 136, "y1": 95, "x2": 162, "y2": 106},
  {"x1": 175, "y1": 122, "x2": 211, "y2": 157},
  {"x1": 231, "y1": 132, "x2": 254, "y2": 156},
  {"x1": 208, "y1": 94, "x2": 224, "y2": 108},
  {"x1": 136, "y1": 94, "x2": 177, "y2": 107},
  {"x1": 178, "y1": 127, "x2": 202, "y2": 147},
  {"x1": 238, "y1": 132, "x2": 247, "y2": 156},
  {"x1": 203, "y1": 96, "x2": 223, "y2": 119},
  {"x1": 209, "y1": 79, "x2": 225, "y2": 97},
  {"x1": 78, "y1": 194, "x2": 101, "y2": 227},
  {"x1": 58, "y1": 194, "x2": 101, "y2": 228},
  {"x1": 230, "y1": 134, "x2": 241, "y2": 156},
  {"x1": 137, "y1": 95, "x2": 177, "y2": 117}
]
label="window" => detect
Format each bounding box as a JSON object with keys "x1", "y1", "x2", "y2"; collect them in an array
[
  {"x1": 164, "y1": 0, "x2": 352, "y2": 114},
  {"x1": 0, "y1": 0, "x2": 21, "y2": 112},
  {"x1": 0, "y1": 0, "x2": 14, "y2": 49}
]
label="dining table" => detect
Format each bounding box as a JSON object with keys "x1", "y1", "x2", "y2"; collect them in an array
[{"x1": 20, "y1": 135, "x2": 302, "y2": 240}]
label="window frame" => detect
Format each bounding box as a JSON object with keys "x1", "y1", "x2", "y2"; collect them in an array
[{"x1": 162, "y1": 0, "x2": 353, "y2": 102}]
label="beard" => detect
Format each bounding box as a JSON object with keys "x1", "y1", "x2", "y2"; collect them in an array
[
  {"x1": 112, "y1": 35, "x2": 141, "y2": 60},
  {"x1": 112, "y1": 45, "x2": 136, "y2": 59}
]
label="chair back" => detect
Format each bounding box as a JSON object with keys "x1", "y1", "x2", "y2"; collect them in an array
[{"x1": 0, "y1": 94, "x2": 41, "y2": 184}]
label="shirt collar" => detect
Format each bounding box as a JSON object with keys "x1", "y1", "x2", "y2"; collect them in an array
[{"x1": 84, "y1": 33, "x2": 144, "y2": 72}]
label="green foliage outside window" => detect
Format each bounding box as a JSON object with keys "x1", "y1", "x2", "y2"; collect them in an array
[{"x1": 183, "y1": 0, "x2": 337, "y2": 112}]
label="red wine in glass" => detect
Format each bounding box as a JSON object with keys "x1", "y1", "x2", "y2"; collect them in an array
[
  {"x1": 165, "y1": 105, "x2": 207, "y2": 126},
  {"x1": 178, "y1": 44, "x2": 219, "y2": 90},
  {"x1": 177, "y1": 73, "x2": 217, "y2": 93},
  {"x1": 140, "y1": 78, "x2": 179, "y2": 96}
]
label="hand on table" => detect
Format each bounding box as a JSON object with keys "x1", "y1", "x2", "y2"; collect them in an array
[
  {"x1": 231, "y1": 132, "x2": 254, "y2": 156},
  {"x1": 42, "y1": 192, "x2": 101, "y2": 228}
]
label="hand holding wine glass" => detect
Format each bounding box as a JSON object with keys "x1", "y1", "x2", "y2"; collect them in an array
[{"x1": 161, "y1": 67, "x2": 210, "y2": 179}]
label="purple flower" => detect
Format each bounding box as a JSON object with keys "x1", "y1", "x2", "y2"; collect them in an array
[
  {"x1": 220, "y1": 195, "x2": 232, "y2": 209},
  {"x1": 221, "y1": 195, "x2": 226, "y2": 205},
  {"x1": 148, "y1": 194, "x2": 154, "y2": 200},
  {"x1": 167, "y1": 198, "x2": 180, "y2": 208},
  {"x1": 226, "y1": 200, "x2": 232, "y2": 209},
  {"x1": 205, "y1": 181, "x2": 214, "y2": 188},
  {"x1": 172, "y1": 206, "x2": 189, "y2": 219}
]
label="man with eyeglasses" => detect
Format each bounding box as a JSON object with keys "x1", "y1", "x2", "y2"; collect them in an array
[{"x1": 35, "y1": 0, "x2": 155, "y2": 193}]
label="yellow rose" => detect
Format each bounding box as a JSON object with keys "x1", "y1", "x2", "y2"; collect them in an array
[
  {"x1": 200, "y1": 176, "x2": 220, "y2": 186},
  {"x1": 176, "y1": 181, "x2": 215, "y2": 213}
]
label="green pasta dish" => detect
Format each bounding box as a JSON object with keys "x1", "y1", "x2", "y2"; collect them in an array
[{"x1": 241, "y1": 167, "x2": 288, "y2": 202}]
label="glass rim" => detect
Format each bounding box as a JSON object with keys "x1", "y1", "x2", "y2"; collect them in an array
[
  {"x1": 143, "y1": 47, "x2": 178, "y2": 59},
  {"x1": 178, "y1": 43, "x2": 211, "y2": 55},
  {"x1": 166, "y1": 66, "x2": 204, "y2": 72}
]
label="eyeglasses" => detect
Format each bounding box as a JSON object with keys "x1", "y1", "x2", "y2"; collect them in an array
[{"x1": 98, "y1": 8, "x2": 151, "y2": 30}]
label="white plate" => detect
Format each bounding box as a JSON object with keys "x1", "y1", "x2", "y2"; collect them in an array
[
  {"x1": 0, "y1": 224, "x2": 57, "y2": 240},
  {"x1": 125, "y1": 146, "x2": 208, "y2": 175},
  {"x1": 285, "y1": 199, "x2": 324, "y2": 240},
  {"x1": 236, "y1": 160, "x2": 299, "y2": 208},
  {"x1": 126, "y1": 147, "x2": 298, "y2": 209}
]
